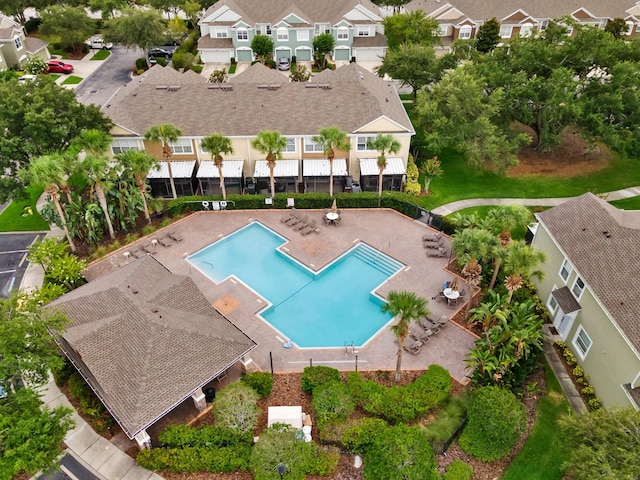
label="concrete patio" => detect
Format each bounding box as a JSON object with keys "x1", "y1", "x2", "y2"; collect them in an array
[{"x1": 84, "y1": 209, "x2": 477, "y2": 384}]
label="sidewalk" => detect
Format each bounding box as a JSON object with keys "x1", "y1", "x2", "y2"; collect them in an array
[{"x1": 50, "y1": 50, "x2": 106, "y2": 89}]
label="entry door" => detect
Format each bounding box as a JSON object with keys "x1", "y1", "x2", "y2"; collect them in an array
[{"x1": 553, "y1": 308, "x2": 575, "y2": 339}]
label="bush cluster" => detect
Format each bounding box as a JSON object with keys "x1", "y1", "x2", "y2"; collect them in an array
[
  {"x1": 240, "y1": 372, "x2": 274, "y2": 398},
  {"x1": 301, "y1": 366, "x2": 341, "y2": 393},
  {"x1": 311, "y1": 381, "x2": 354, "y2": 428},
  {"x1": 214, "y1": 383, "x2": 259, "y2": 433},
  {"x1": 137, "y1": 445, "x2": 251, "y2": 472},
  {"x1": 555, "y1": 341, "x2": 601, "y2": 410},
  {"x1": 67, "y1": 372, "x2": 114, "y2": 433},
  {"x1": 158, "y1": 424, "x2": 253, "y2": 448},
  {"x1": 458, "y1": 386, "x2": 526, "y2": 462},
  {"x1": 443, "y1": 460, "x2": 473, "y2": 480},
  {"x1": 341, "y1": 417, "x2": 388, "y2": 454},
  {"x1": 346, "y1": 365, "x2": 451, "y2": 424}
]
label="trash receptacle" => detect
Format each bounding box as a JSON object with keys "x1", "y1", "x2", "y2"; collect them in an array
[
  {"x1": 205, "y1": 387, "x2": 216, "y2": 402},
  {"x1": 351, "y1": 181, "x2": 362, "y2": 193}
]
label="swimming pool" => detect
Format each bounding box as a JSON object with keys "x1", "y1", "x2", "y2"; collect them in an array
[{"x1": 187, "y1": 222, "x2": 404, "y2": 348}]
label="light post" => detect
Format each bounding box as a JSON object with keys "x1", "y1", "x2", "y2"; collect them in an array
[{"x1": 277, "y1": 463, "x2": 286, "y2": 479}]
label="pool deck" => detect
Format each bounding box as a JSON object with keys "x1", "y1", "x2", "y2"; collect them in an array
[{"x1": 85, "y1": 209, "x2": 478, "y2": 384}]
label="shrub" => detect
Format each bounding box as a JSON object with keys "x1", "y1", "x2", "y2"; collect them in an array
[
  {"x1": 231, "y1": 57, "x2": 236, "y2": 64},
  {"x1": 301, "y1": 366, "x2": 341, "y2": 393},
  {"x1": 209, "y1": 68, "x2": 227, "y2": 83},
  {"x1": 342, "y1": 417, "x2": 388, "y2": 454},
  {"x1": 265, "y1": 59, "x2": 276, "y2": 69},
  {"x1": 587, "y1": 398, "x2": 602, "y2": 410},
  {"x1": 572, "y1": 366, "x2": 584, "y2": 378},
  {"x1": 581, "y1": 385, "x2": 595, "y2": 396},
  {"x1": 137, "y1": 445, "x2": 252, "y2": 472},
  {"x1": 444, "y1": 460, "x2": 473, "y2": 480},
  {"x1": 24, "y1": 17, "x2": 42, "y2": 33},
  {"x1": 191, "y1": 64, "x2": 203, "y2": 73},
  {"x1": 304, "y1": 445, "x2": 340, "y2": 475},
  {"x1": 241, "y1": 372, "x2": 273, "y2": 398},
  {"x1": 311, "y1": 381, "x2": 354, "y2": 428},
  {"x1": 158, "y1": 424, "x2": 253, "y2": 448},
  {"x1": 364, "y1": 425, "x2": 440, "y2": 480},
  {"x1": 135, "y1": 58, "x2": 148, "y2": 71},
  {"x1": 459, "y1": 386, "x2": 526, "y2": 462},
  {"x1": 213, "y1": 383, "x2": 259, "y2": 433},
  {"x1": 422, "y1": 395, "x2": 469, "y2": 443}
]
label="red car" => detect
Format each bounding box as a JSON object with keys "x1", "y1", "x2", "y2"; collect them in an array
[{"x1": 46, "y1": 60, "x2": 74, "y2": 74}]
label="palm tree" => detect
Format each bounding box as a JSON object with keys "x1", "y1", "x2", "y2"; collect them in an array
[
  {"x1": 83, "y1": 156, "x2": 116, "y2": 240},
  {"x1": 23, "y1": 155, "x2": 77, "y2": 252},
  {"x1": 381, "y1": 290, "x2": 430, "y2": 383},
  {"x1": 201, "y1": 133, "x2": 234, "y2": 200},
  {"x1": 452, "y1": 227, "x2": 499, "y2": 270},
  {"x1": 367, "y1": 134, "x2": 401, "y2": 207},
  {"x1": 73, "y1": 128, "x2": 112, "y2": 157},
  {"x1": 502, "y1": 240, "x2": 546, "y2": 302},
  {"x1": 252, "y1": 130, "x2": 288, "y2": 199},
  {"x1": 312, "y1": 127, "x2": 350, "y2": 197},
  {"x1": 115, "y1": 150, "x2": 159, "y2": 224},
  {"x1": 144, "y1": 123, "x2": 183, "y2": 199}
]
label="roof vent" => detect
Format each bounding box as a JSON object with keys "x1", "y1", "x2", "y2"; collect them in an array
[
  {"x1": 602, "y1": 230, "x2": 611, "y2": 238},
  {"x1": 167, "y1": 85, "x2": 181, "y2": 91},
  {"x1": 317, "y1": 84, "x2": 332, "y2": 90},
  {"x1": 155, "y1": 85, "x2": 168, "y2": 90},
  {"x1": 305, "y1": 84, "x2": 318, "y2": 88},
  {"x1": 220, "y1": 85, "x2": 233, "y2": 91},
  {"x1": 257, "y1": 84, "x2": 269, "y2": 89},
  {"x1": 208, "y1": 84, "x2": 221, "y2": 89}
]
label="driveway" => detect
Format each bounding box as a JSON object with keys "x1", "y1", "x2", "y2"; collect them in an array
[
  {"x1": 74, "y1": 45, "x2": 143, "y2": 108},
  {"x1": 0, "y1": 232, "x2": 44, "y2": 298}
]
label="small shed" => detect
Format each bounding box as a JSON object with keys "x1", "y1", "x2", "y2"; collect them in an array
[
  {"x1": 197, "y1": 160, "x2": 244, "y2": 195},
  {"x1": 358, "y1": 157, "x2": 406, "y2": 192},
  {"x1": 147, "y1": 160, "x2": 196, "y2": 198}
]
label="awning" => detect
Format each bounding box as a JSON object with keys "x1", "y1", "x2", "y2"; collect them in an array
[
  {"x1": 303, "y1": 159, "x2": 347, "y2": 177},
  {"x1": 254, "y1": 159, "x2": 299, "y2": 178},
  {"x1": 551, "y1": 287, "x2": 581, "y2": 314},
  {"x1": 359, "y1": 157, "x2": 405, "y2": 176},
  {"x1": 147, "y1": 161, "x2": 196, "y2": 179},
  {"x1": 197, "y1": 160, "x2": 244, "y2": 179}
]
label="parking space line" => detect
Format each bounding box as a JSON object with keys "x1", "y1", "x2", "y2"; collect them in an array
[
  {"x1": 0, "y1": 269, "x2": 17, "y2": 274},
  {"x1": 0, "y1": 250, "x2": 28, "y2": 255},
  {"x1": 18, "y1": 252, "x2": 28, "y2": 268}
]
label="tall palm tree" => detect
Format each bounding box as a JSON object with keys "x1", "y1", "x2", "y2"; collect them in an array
[
  {"x1": 367, "y1": 134, "x2": 401, "y2": 207},
  {"x1": 251, "y1": 130, "x2": 288, "y2": 199},
  {"x1": 381, "y1": 290, "x2": 430, "y2": 383},
  {"x1": 201, "y1": 133, "x2": 234, "y2": 200},
  {"x1": 502, "y1": 240, "x2": 546, "y2": 302},
  {"x1": 83, "y1": 156, "x2": 116, "y2": 240},
  {"x1": 73, "y1": 128, "x2": 112, "y2": 157},
  {"x1": 115, "y1": 150, "x2": 159, "y2": 224},
  {"x1": 23, "y1": 155, "x2": 77, "y2": 252},
  {"x1": 144, "y1": 123, "x2": 183, "y2": 199},
  {"x1": 312, "y1": 127, "x2": 350, "y2": 197}
]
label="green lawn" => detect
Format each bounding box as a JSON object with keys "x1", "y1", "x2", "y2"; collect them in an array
[
  {"x1": 608, "y1": 196, "x2": 640, "y2": 210},
  {"x1": 0, "y1": 186, "x2": 49, "y2": 232},
  {"x1": 61, "y1": 75, "x2": 83, "y2": 85},
  {"x1": 502, "y1": 363, "x2": 570, "y2": 480},
  {"x1": 90, "y1": 50, "x2": 110, "y2": 60},
  {"x1": 48, "y1": 73, "x2": 61, "y2": 81}
]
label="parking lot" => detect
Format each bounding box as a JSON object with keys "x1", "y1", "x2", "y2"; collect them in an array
[{"x1": 0, "y1": 233, "x2": 43, "y2": 298}]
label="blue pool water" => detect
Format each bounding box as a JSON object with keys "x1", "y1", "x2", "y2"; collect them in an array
[{"x1": 187, "y1": 222, "x2": 404, "y2": 348}]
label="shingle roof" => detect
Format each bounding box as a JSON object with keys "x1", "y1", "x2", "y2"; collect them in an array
[
  {"x1": 352, "y1": 33, "x2": 388, "y2": 48},
  {"x1": 201, "y1": 0, "x2": 382, "y2": 27},
  {"x1": 23, "y1": 36, "x2": 48, "y2": 53},
  {"x1": 48, "y1": 256, "x2": 256, "y2": 439},
  {"x1": 551, "y1": 286, "x2": 581, "y2": 314},
  {"x1": 405, "y1": 0, "x2": 637, "y2": 22},
  {"x1": 105, "y1": 63, "x2": 413, "y2": 136},
  {"x1": 229, "y1": 62, "x2": 288, "y2": 83},
  {"x1": 198, "y1": 36, "x2": 234, "y2": 49},
  {"x1": 537, "y1": 193, "x2": 640, "y2": 353}
]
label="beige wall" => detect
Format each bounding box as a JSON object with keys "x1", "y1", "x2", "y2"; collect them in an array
[{"x1": 533, "y1": 223, "x2": 640, "y2": 409}]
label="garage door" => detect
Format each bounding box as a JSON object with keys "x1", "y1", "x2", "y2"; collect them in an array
[
  {"x1": 295, "y1": 49, "x2": 311, "y2": 61},
  {"x1": 201, "y1": 49, "x2": 232, "y2": 63},
  {"x1": 334, "y1": 48, "x2": 350, "y2": 61},
  {"x1": 236, "y1": 49, "x2": 253, "y2": 62},
  {"x1": 275, "y1": 49, "x2": 291, "y2": 60},
  {"x1": 354, "y1": 48, "x2": 384, "y2": 62}
]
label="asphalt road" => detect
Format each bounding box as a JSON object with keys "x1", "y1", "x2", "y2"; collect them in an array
[
  {"x1": 39, "y1": 453, "x2": 101, "y2": 480},
  {"x1": 0, "y1": 232, "x2": 43, "y2": 298},
  {"x1": 74, "y1": 45, "x2": 143, "y2": 108}
]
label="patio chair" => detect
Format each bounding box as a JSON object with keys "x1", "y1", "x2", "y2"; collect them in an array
[
  {"x1": 437, "y1": 291, "x2": 447, "y2": 303},
  {"x1": 448, "y1": 297, "x2": 459, "y2": 309},
  {"x1": 280, "y1": 208, "x2": 296, "y2": 223},
  {"x1": 158, "y1": 235, "x2": 174, "y2": 247},
  {"x1": 424, "y1": 241, "x2": 443, "y2": 249},
  {"x1": 169, "y1": 230, "x2": 184, "y2": 242},
  {"x1": 422, "y1": 232, "x2": 442, "y2": 242},
  {"x1": 142, "y1": 241, "x2": 157, "y2": 254},
  {"x1": 292, "y1": 215, "x2": 309, "y2": 231},
  {"x1": 334, "y1": 215, "x2": 342, "y2": 226},
  {"x1": 132, "y1": 247, "x2": 146, "y2": 258},
  {"x1": 432, "y1": 315, "x2": 449, "y2": 328},
  {"x1": 300, "y1": 220, "x2": 318, "y2": 236},
  {"x1": 286, "y1": 212, "x2": 303, "y2": 226},
  {"x1": 426, "y1": 247, "x2": 447, "y2": 258},
  {"x1": 419, "y1": 318, "x2": 440, "y2": 334},
  {"x1": 410, "y1": 324, "x2": 433, "y2": 343},
  {"x1": 403, "y1": 339, "x2": 424, "y2": 355}
]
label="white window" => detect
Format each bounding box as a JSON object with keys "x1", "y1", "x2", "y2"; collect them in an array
[
  {"x1": 572, "y1": 325, "x2": 592, "y2": 360},
  {"x1": 357, "y1": 26, "x2": 371, "y2": 37},
  {"x1": 111, "y1": 138, "x2": 140, "y2": 155},
  {"x1": 257, "y1": 24, "x2": 271, "y2": 35},
  {"x1": 437, "y1": 24, "x2": 447, "y2": 36},
  {"x1": 277, "y1": 27, "x2": 289, "y2": 41},
  {"x1": 337, "y1": 27, "x2": 349, "y2": 40},
  {"x1": 297, "y1": 29, "x2": 309, "y2": 41},
  {"x1": 284, "y1": 138, "x2": 296, "y2": 153},
  {"x1": 14, "y1": 36, "x2": 23, "y2": 49},
  {"x1": 539, "y1": 20, "x2": 549, "y2": 31},
  {"x1": 168, "y1": 138, "x2": 193, "y2": 154},
  {"x1": 520, "y1": 23, "x2": 533, "y2": 37},
  {"x1": 315, "y1": 23, "x2": 330, "y2": 35},
  {"x1": 546, "y1": 286, "x2": 558, "y2": 314},
  {"x1": 214, "y1": 28, "x2": 228, "y2": 38},
  {"x1": 626, "y1": 22, "x2": 635, "y2": 35},
  {"x1": 571, "y1": 276, "x2": 585, "y2": 300},
  {"x1": 500, "y1": 26, "x2": 513, "y2": 38},
  {"x1": 304, "y1": 138, "x2": 324, "y2": 152},
  {"x1": 459, "y1": 26, "x2": 472, "y2": 39},
  {"x1": 564, "y1": 24, "x2": 574, "y2": 36},
  {"x1": 559, "y1": 258, "x2": 572, "y2": 283},
  {"x1": 356, "y1": 135, "x2": 376, "y2": 151},
  {"x1": 236, "y1": 28, "x2": 248, "y2": 41}
]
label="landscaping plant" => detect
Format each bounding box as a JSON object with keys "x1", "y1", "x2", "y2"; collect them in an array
[
  {"x1": 213, "y1": 382, "x2": 259, "y2": 433},
  {"x1": 240, "y1": 371, "x2": 274, "y2": 398}
]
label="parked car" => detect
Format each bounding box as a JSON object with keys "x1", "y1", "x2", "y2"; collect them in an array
[
  {"x1": 278, "y1": 57, "x2": 290, "y2": 71},
  {"x1": 18, "y1": 74, "x2": 36, "y2": 83},
  {"x1": 148, "y1": 48, "x2": 173, "y2": 59},
  {"x1": 46, "y1": 60, "x2": 74, "y2": 74},
  {"x1": 86, "y1": 36, "x2": 113, "y2": 50}
]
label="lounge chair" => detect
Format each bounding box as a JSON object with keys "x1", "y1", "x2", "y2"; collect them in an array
[
  {"x1": 280, "y1": 208, "x2": 297, "y2": 223},
  {"x1": 131, "y1": 247, "x2": 146, "y2": 258},
  {"x1": 142, "y1": 242, "x2": 157, "y2": 254},
  {"x1": 300, "y1": 220, "x2": 318, "y2": 236},
  {"x1": 419, "y1": 318, "x2": 441, "y2": 334},
  {"x1": 169, "y1": 230, "x2": 183, "y2": 242},
  {"x1": 426, "y1": 247, "x2": 447, "y2": 258},
  {"x1": 403, "y1": 339, "x2": 423, "y2": 355},
  {"x1": 410, "y1": 325, "x2": 433, "y2": 343},
  {"x1": 158, "y1": 235, "x2": 174, "y2": 247},
  {"x1": 422, "y1": 232, "x2": 442, "y2": 242},
  {"x1": 424, "y1": 238, "x2": 444, "y2": 248},
  {"x1": 431, "y1": 315, "x2": 449, "y2": 328},
  {"x1": 292, "y1": 215, "x2": 309, "y2": 231},
  {"x1": 286, "y1": 213, "x2": 303, "y2": 226}
]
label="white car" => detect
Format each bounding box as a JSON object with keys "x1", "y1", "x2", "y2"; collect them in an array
[{"x1": 87, "y1": 37, "x2": 113, "y2": 50}]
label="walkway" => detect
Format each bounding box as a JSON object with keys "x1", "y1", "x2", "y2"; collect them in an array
[{"x1": 431, "y1": 186, "x2": 640, "y2": 216}]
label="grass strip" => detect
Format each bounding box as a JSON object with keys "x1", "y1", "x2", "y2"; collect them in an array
[{"x1": 0, "y1": 186, "x2": 49, "y2": 232}]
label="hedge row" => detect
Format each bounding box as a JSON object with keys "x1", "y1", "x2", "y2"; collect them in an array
[
  {"x1": 167, "y1": 191, "x2": 424, "y2": 219},
  {"x1": 158, "y1": 424, "x2": 253, "y2": 449},
  {"x1": 346, "y1": 365, "x2": 452, "y2": 424},
  {"x1": 136, "y1": 445, "x2": 251, "y2": 472}
]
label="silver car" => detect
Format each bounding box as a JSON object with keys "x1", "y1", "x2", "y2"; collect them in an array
[{"x1": 278, "y1": 57, "x2": 290, "y2": 71}]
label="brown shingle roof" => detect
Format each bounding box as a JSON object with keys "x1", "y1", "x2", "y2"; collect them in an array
[
  {"x1": 24, "y1": 36, "x2": 48, "y2": 53},
  {"x1": 537, "y1": 193, "x2": 640, "y2": 352},
  {"x1": 106, "y1": 63, "x2": 413, "y2": 136},
  {"x1": 352, "y1": 33, "x2": 388, "y2": 48},
  {"x1": 551, "y1": 286, "x2": 581, "y2": 314},
  {"x1": 229, "y1": 62, "x2": 288, "y2": 83},
  {"x1": 48, "y1": 256, "x2": 256, "y2": 439},
  {"x1": 198, "y1": 36, "x2": 234, "y2": 49}
]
